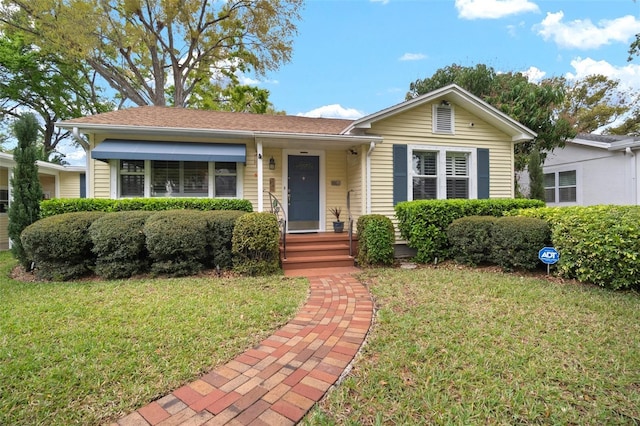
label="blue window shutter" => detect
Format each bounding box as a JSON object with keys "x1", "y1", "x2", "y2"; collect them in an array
[
  {"x1": 80, "y1": 173, "x2": 86, "y2": 198},
  {"x1": 393, "y1": 144, "x2": 408, "y2": 205},
  {"x1": 477, "y1": 148, "x2": 490, "y2": 199}
]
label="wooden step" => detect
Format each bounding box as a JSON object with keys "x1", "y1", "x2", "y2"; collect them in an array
[
  {"x1": 280, "y1": 232, "x2": 358, "y2": 271},
  {"x1": 281, "y1": 255, "x2": 356, "y2": 270}
]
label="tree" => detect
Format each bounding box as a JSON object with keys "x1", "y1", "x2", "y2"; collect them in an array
[
  {"x1": 1, "y1": 0, "x2": 303, "y2": 108},
  {"x1": 407, "y1": 64, "x2": 576, "y2": 170},
  {"x1": 527, "y1": 149, "x2": 545, "y2": 201},
  {"x1": 557, "y1": 74, "x2": 638, "y2": 134},
  {"x1": 0, "y1": 29, "x2": 113, "y2": 158},
  {"x1": 8, "y1": 113, "x2": 43, "y2": 268}
]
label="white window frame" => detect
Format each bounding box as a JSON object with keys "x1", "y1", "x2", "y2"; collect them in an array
[
  {"x1": 543, "y1": 165, "x2": 581, "y2": 205},
  {"x1": 110, "y1": 160, "x2": 243, "y2": 199},
  {"x1": 432, "y1": 104, "x2": 455, "y2": 134},
  {"x1": 408, "y1": 145, "x2": 477, "y2": 200}
]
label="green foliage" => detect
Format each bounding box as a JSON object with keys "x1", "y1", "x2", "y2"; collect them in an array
[
  {"x1": 406, "y1": 63, "x2": 576, "y2": 169},
  {"x1": 143, "y1": 210, "x2": 210, "y2": 277},
  {"x1": 8, "y1": 113, "x2": 43, "y2": 268},
  {"x1": 527, "y1": 150, "x2": 545, "y2": 201},
  {"x1": 202, "y1": 210, "x2": 247, "y2": 270},
  {"x1": 491, "y1": 216, "x2": 551, "y2": 271},
  {"x1": 40, "y1": 197, "x2": 253, "y2": 218},
  {"x1": 356, "y1": 214, "x2": 395, "y2": 266},
  {"x1": 447, "y1": 216, "x2": 497, "y2": 266},
  {"x1": 232, "y1": 212, "x2": 280, "y2": 276},
  {"x1": 89, "y1": 211, "x2": 154, "y2": 279},
  {"x1": 395, "y1": 198, "x2": 545, "y2": 263},
  {"x1": 550, "y1": 206, "x2": 640, "y2": 290},
  {"x1": 21, "y1": 211, "x2": 105, "y2": 280}
]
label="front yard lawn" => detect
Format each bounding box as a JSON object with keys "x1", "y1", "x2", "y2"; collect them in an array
[
  {"x1": 0, "y1": 252, "x2": 308, "y2": 425},
  {"x1": 305, "y1": 266, "x2": 640, "y2": 425}
]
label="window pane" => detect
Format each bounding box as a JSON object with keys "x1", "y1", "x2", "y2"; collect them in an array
[
  {"x1": 121, "y1": 175, "x2": 144, "y2": 197},
  {"x1": 559, "y1": 170, "x2": 576, "y2": 186},
  {"x1": 152, "y1": 161, "x2": 180, "y2": 196},
  {"x1": 559, "y1": 187, "x2": 576, "y2": 202},
  {"x1": 183, "y1": 161, "x2": 208, "y2": 194},
  {"x1": 120, "y1": 160, "x2": 144, "y2": 173},
  {"x1": 544, "y1": 173, "x2": 555, "y2": 188},
  {"x1": 545, "y1": 188, "x2": 555, "y2": 203},
  {"x1": 446, "y1": 178, "x2": 468, "y2": 199},
  {"x1": 215, "y1": 162, "x2": 237, "y2": 175},
  {"x1": 412, "y1": 152, "x2": 437, "y2": 176},
  {"x1": 412, "y1": 177, "x2": 437, "y2": 199},
  {"x1": 446, "y1": 153, "x2": 468, "y2": 177},
  {"x1": 215, "y1": 176, "x2": 237, "y2": 197}
]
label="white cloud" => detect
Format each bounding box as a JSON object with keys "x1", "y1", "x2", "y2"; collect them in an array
[
  {"x1": 297, "y1": 104, "x2": 366, "y2": 120},
  {"x1": 536, "y1": 12, "x2": 640, "y2": 49},
  {"x1": 370, "y1": 0, "x2": 389, "y2": 4},
  {"x1": 565, "y1": 57, "x2": 640, "y2": 92},
  {"x1": 455, "y1": 0, "x2": 539, "y2": 20},
  {"x1": 522, "y1": 66, "x2": 546, "y2": 83},
  {"x1": 507, "y1": 21, "x2": 525, "y2": 37},
  {"x1": 399, "y1": 53, "x2": 427, "y2": 61}
]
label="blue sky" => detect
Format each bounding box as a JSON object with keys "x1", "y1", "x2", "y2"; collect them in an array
[
  {"x1": 59, "y1": 0, "x2": 640, "y2": 164},
  {"x1": 251, "y1": 0, "x2": 640, "y2": 119}
]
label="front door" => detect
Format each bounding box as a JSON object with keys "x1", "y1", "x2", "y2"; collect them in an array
[{"x1": 288, "y1": 155, "x2": 319, "y2": 231}]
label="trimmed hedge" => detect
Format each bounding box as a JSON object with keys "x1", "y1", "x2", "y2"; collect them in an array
[
  {"x1": 491, "y1": 216, "x2": 550, "y2": 271},
  {"x1": 89, "y1": 211, "x2": 155, "y2": 279},
  {"x1": 447, "y1": 216, "x2": 497, "y2": 266},
  {"x1": 144, "y1": 210, "x2": 210, "y2": 277},
  {"x1": 356, "y1": 214, "x2": 395, "y2": 266},
  {"x1": 21, "y1": 211, "x2": 105, "y2": 280},
  {"x1": 232, "y1": 212, "x2": 280, "y2": 276},
  {"x1": 201, "y1": 210, "x2": 248, "y2": 270},
  {"x1": 395, "y1": 198, "x2": 545, "y2": 263},
  {"x1": 40, "y1": 197, "x2": 253, "y2": 218}
]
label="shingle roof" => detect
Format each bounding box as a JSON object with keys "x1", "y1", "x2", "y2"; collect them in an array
[
  {"x1": 575, "y1": 133, "x2": 637, "y2": 143},
  {"x1": 59, "y1": 106, "x2": 354, "y2": 135}
]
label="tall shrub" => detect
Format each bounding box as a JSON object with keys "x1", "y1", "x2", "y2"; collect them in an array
[
  {"x1": 356, "y1": 214, "x2": 395, "y2": 266},
  {"x1": 528, "y1": 149, "x2": 545, "y2": 201},
  {"x1": 8, "y1": 113, "x2": 43, "y2": 268},
  {"x1": 232, "y1": 212, "x2": 280, "y2": 276}
]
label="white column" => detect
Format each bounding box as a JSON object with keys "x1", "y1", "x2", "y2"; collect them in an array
[{"x1": 257, "y1": 140, "x2": 264, "y2": 212}]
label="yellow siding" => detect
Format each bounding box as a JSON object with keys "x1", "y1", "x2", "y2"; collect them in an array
[
  {"x1": 261, "y1": 148, "x2": 283, "y2": 212},
  {"x1": 0, "y1": 215, "x2": 7, "y2": 250},
  {"x1": 39, "y1": 175, "x2": 55, "y2": 199},
  {"x1": 243, "y1": 145, "x2": 259, "y2": 211},
  {"x1": 325, "y1": 151, "x2": 348, "y2": 230},
  {"x1": 58, "y1": 172, "x2": 81, "y2": 198},
  {"x1": 346, "y1": 145, "x2": 364, "y2": 223},
  {"x1": 366, "y1": 101, "x2": 516, "y2": 221}
]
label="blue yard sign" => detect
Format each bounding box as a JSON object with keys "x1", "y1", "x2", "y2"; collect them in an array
[{"x1": 538, "y1": 247, "x2": 560, "y2": 265}]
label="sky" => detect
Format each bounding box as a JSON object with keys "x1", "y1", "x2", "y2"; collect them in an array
[{"x1": 59, "y1": 0, "x2": 640, "y2": 164}]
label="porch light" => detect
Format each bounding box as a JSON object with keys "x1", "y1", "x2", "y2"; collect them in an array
[{"x1": 269, "y1": 156, "x2": 276, "y2": 170}]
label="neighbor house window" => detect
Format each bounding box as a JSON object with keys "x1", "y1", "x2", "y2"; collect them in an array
[
  {"x1": 410, "y1": 146, "x2": 474, "y2": 200},
  {"x1": 0, "y1": 188, "x2": 8, "y2": 213},
  {"x1": 544, "y1": 170, "x2": 577, "y2": 203},
  {"x1": 120, "y1": 160, "x2": 145, "y2": 197}
]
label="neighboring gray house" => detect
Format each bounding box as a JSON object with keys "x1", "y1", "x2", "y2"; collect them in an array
[{"x1": 527, "y1": 134, "x2": 640, "y2": 206}]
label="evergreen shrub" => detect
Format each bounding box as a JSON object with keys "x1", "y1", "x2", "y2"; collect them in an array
[
  {"x1": 491, "y1": 216, "x2": 550, "y2": 271},
  {"x1": 202, "y1": 210, "x2": 247, "y2": 270},
  {"x1": 447, "y1": 216, "x2": 497, "y2": 266},
  {"x1": 356, "y1": 214, "x2": 395, "y2": 266},
  {"x1": 232, "y1": 212, "x2": 280, "y2": 276},
  {"x1": 21, "y1": 211, "x2": 105, "y2": 280},
  {"x1": 89, "y1": 211, "x2": 155, "y2": 279}
]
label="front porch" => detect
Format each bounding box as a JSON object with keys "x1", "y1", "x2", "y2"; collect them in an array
[{"x1": 280, "y1": 232, "x2": 359, "y2": 276}]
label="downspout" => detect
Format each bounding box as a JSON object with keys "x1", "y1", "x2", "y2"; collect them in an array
[
  {"x1": 72, "y1": 127, "x2": 90, "y2": 198},
  {"x1": 257, "y1": 140, "x2": 264, "y2": 212},
  {"x1": 626, "y1": 147, "x2": 637, "y2": 205},
  {"x1": 366, "y1": 141, "x2": 375, "y2": 214}
]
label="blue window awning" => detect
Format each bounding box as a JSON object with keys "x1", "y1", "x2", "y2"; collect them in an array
[{"x1": 91, "y1": 140, "x2": 246, "y2": 162}]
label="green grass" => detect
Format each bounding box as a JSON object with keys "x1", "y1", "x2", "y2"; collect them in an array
[
  {"x1": 304, "y1": 266, "x2": 640, "y2": 425},
  {"x1": 0, "y1": 252, "x2": 308, "y2": 425}
]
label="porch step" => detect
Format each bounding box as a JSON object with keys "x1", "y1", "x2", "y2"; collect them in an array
[{"x1": 280, "y1": 232, "x2": 358, "y2": 272}]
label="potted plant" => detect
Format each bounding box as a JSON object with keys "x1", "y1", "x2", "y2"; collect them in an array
[{"x1": 329, "y1": 207, "x2": 344, "y2": 233}]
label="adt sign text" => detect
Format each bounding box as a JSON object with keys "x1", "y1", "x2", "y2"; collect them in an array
[{"x1": 538, "y1": 247, "x2": 559, "y2": 265}]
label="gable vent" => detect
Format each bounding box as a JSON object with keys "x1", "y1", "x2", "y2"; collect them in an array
[{"x1": 434, "y1": 105, "x2": 454, "y2": 134}]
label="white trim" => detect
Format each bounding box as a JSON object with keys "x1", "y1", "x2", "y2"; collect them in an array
[
  {"x1": 543, "y1": 164, "x2": 582, "y2": 206},
  {"x1": 282, "y1": 149, "x2": 325, "y2": 232},
  {"x1": 257, "y1": 141, "x2": 263, "y2": 212},
  {"x1": 407, "y1": 144, "x2": 477, "y2": 200}
]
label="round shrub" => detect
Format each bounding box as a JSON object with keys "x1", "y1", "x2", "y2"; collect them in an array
[
  {"x1": 21, "y1": 211, "x2": 105, "y2": 280},
  {"x1": 232, "y1": 212, "x2": 280, "y2": 276},
  {"x1": 491, "y1": 216, "x2": 551, "y2": 271},
  {"x1": 89, "y1": 211, "x2": 155, "y2": 279},
  {"x1": 447, "y1": 216, "x2": 496, "y2": 266},
  {"x1": 201, "y1": 210, "x2": 247, "y2": 270},
  {"x1": 144, "y1": 210, "x2": 209, "y2": 276},
  {"x1": 356, "y1": 214, "x2": 395, "y2": 266}
]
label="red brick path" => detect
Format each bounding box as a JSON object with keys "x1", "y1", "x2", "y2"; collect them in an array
[{"x1": 113, "y1": 272, "x2": 373, "y2": 425}]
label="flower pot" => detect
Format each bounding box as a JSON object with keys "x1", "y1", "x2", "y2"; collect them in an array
[{"x1": 333, "y1": 221, "x2": 344, "y2": 233}]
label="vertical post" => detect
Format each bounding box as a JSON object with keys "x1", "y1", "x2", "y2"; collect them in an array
[{"x1": 257, "y1": 140, "x2": 263, "y2": 212}]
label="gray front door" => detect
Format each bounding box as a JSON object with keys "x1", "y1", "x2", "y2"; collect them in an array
[{"x1": 288, "y1": 155, "x2": 319, "y2": 231}]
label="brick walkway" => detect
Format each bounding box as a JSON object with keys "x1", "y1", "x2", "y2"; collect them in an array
[{"x1": 113, "y1": 272, "x2": 373, "y2": 426}]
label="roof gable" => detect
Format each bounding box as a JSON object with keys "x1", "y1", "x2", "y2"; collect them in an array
[{"x1": 344, "y1": 84, "x2": 536, "y2": 142}]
